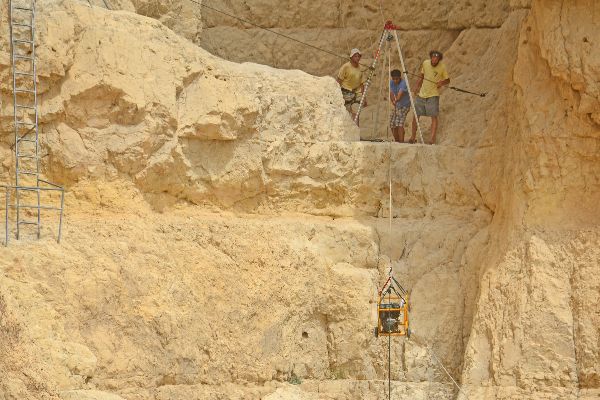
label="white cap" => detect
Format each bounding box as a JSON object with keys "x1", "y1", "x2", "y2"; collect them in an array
[{"x1": 350, "y1": 48, "x2": 361, "y2": 57}]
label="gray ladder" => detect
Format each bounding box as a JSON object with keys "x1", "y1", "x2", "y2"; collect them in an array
[
  {"x1": 4, "y1": 0, "x2": 65, "y2": 245},
  {"x1": 10, "y1": 0, "x2": 41, "y2": 239}
]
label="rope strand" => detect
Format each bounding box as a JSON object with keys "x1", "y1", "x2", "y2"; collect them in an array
[
  {"x1": 198, "y1": 1, "x2": 358, "y2": 65},
  {"x1": 197, "y1": 1, "x2": 486, "y2": 97},
  {"x1": 411, "y1": 333, "x2": 470, "y2": 399}
]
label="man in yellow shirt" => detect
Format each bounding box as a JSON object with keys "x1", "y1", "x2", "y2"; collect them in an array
[
  {"x1": 408, "y1": 50, "x2": 450, "y2": 144},
  {"x1": 337, "y1": 48, "x2": 367, "y2": 125}
]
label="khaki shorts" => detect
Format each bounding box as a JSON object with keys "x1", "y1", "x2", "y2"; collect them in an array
[
  {"x1": 414, "y1": 96, "x2": 440, "y2": 117},
  {"x1": 390, "y1": 106, "x2": 410, "y2": 128},
  {"x1": 341, "y1": 88, "x2": 362, "y2": 111}
]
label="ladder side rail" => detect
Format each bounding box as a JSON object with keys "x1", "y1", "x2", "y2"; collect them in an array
[
  {"x1": 4, "y1": 184, "x2": 65, "y2": 244},
  {"x1": 31, "y1": 0, "x2": 41, "y2": 238},
  {"x1": 58, "y1": 188, "x2": 64, "y2": 243},
  {"x1": 4, "y1": 188, "x2": 9, "y2": 246},
  {"x1": 9, "y1": 0, "x2": 22, "y2": 238}
]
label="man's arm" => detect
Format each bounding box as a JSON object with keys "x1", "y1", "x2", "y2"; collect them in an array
[
  {"x1": 437, "y1": 78, "x2": 450, "y2": 89},
  {"x1": 414, "y1": 74, "x2": 424, "y2": 94},
  {"x1": 390, "y1": 90, "x2": 397, "y2": 106},
  {"x1": 437, "y1": 65, "x2": 450, "y2": 89},
  {"x1": 336, "y1": 65, "x2": 346, "y2": 86}
]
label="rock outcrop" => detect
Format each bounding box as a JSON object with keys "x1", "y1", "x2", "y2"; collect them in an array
[{"x1": 0, "y1": 0, "x2": 598, "y2": 399}]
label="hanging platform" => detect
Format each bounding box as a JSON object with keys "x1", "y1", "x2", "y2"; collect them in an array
[{"x1": 374, "y1": 275, "x2": 410, "y2": 337}]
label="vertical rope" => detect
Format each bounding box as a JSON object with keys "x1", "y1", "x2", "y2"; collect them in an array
[
  {"x1": 387, "y1": 287, "x2": 392, "y2": 399},
  {"x1": 411, "y1": 333, "x2": 470, "y2": 399},
  {"x1": 391, "y1": 30, "x2": 425, "y2": 144},
  {"x1": 378, "y1": 0, "x2": 386, "y2": 26},
  {"x1": 386, "y1": 38, "x2": 393, "y2": 400},
  {"x1": 0, "y1": 0, "x2": 4, "y2": 139},
  {"x1": 360, "y1": 0, "x2": 377, "y2": 49},
  {"x1": 339, "y1": 0, "x2": 351, "y2": 56},
  {"x1": 372, "y1": 41, "x2": 387, "y2": 139},
  {"x1": 386, "y1": 37, "x2": 392, "y2": 233}
]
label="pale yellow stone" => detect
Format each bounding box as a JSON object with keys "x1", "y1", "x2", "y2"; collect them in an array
[{"x1": 0, "y1": 0, "x2": 598, "y2": 399}]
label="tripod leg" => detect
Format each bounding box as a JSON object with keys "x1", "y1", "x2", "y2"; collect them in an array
[
  {"x1": 353, "y1": 28, "x2": 389, "y2": 125},
  {"x1": 392, "y1": 30, "x2": 425, "y2": 144}
]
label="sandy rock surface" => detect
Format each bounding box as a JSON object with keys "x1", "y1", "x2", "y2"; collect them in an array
[{"x1": 0, "y1": 0, "x2": 598, "y2": 399}]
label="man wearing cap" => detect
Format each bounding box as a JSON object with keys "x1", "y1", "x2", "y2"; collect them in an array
[
  {"x1": 408, "y1": 50, "x2": 450, "y2": 145},
  {"x1": 337, "y1": 48, "x2": 367, "y2": 125}
]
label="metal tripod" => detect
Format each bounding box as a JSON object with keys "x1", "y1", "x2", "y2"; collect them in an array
[{"x1": 354, "y1": 21, "x2": 425, "y2": 144}]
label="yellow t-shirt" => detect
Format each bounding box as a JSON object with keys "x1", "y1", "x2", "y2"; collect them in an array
[
  {"x1": 418, "y1": 60, "x2": 449, "y2": 98},
  {"x1": 337, "y1": 62, "x2": 365, "y2": 92}
]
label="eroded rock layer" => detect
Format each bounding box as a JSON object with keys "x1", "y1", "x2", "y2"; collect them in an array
[{"x1": 0, "y1": 0, "x2": 598, "y2": 399}]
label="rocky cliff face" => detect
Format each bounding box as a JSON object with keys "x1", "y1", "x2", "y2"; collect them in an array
[
  {"x1": 0, "y1": 0, "x2": 598, "y2": 399},
  {"x1": 462, "y1": 1, "x2": 600, "y2": 398}
]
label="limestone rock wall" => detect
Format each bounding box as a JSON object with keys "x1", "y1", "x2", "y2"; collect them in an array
[
  {"x1": 197, "y1": 0, "x2": 533, "y2": 140},
  {"x1": 0, "y1": 1, "x2": 490, "y2": 399},
  {"x1": 0, "y1": 0, "x2": 598, "y2": 400},
  {"x1": 129, "y1": 0, "x2": 203, "y2": 42},
  {"x1": 460, "y1": 1, "x2": 600, "y2": 398}
]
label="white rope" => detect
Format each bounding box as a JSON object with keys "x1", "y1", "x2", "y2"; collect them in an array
[
  {"x1": 360, "y1": 0, "x2": 377, "y2": 48},
  {"x1": 391, "y1": 30, "x2": 425, "y2": 144},
  {"x1": 339, "y1": 0, "x2": 351, "y2": 56},
  {"x1": 386, "y1": 40, "x2": 392, "y2": 234},
  {"x1": 378, "y1": 0, "x2": 386, "y2": 26},
  {"x1": 0, "y1": 0, "x2": 4, "y2": 131},
  {"x1": 371, "y1": 40, "x2": 387, "y2": 139},
  {"x1": 411, "y1": 333, "x2": 470, "y2": 399}
]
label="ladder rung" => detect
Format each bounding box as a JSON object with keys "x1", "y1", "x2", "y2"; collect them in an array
[
  {"x1": 19, "y1": 171, "x2": 37, "y2": 175},
  {"x1": 13, "y1": 55, "x2": 33, "y2": 60},
  {"x1": 12, "y1": 23, "x2": 32, "y2": 27},
  {"x1": 16, "y1": 121, "x2": 35, "y2": 125},
  {"x1": 13, "y1": 39, "x2": 33, "y2": 44},
  {"x1": 17, "y1": 154, "x2": 38, "y2": 159},
  {"x1": 15, "y1": 205, "x2": 62, "y2": 211},
  {"x1": 16, "y1": 123, "x2": 36, "y2": 129},
  {"x1": 17, "y1": 126, "x2": 36, "y2": 136},
  {"x1": 15, "y1": 104, "x2": 35, "y2": 109},
  {"x1": 15, "y1": 71, "x2": 34, "y2": 76},
  {"x1": 18, "y1": 221, "x2": 38, "y2": 225},
  {"x1": 13, "y1": 7, "x2": 33, "y2": 11},
  {"x1": 15, "y1": 88, "x2": 35, "y2": 94},
  {"x1": 17, "y1": 138, "x2": 36, "y2": 143}
]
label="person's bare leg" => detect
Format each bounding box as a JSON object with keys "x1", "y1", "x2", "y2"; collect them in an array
[
  {"x1": 392, "y1": 127, "x2": 400, "y2": 142},
  {"x1": 350, "y1": 110, "x2": 359, "y2": 126},
  {"x1": 398, "y1": 126, "x2": 405, "y2": 143},
  {"x1": 409, "y1": 117, "x2": 418, "y2": 143},
  {"x1": 429, "y1": 116, "x2": 438, "y2": 144}
]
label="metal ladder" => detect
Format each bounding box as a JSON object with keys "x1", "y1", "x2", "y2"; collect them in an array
[
  {"x1": 3, "y1": 0, "x2": 65, "y2": 245},
  {"x1": 10, "y1": 0, "x2": 41, "y2": 239}
]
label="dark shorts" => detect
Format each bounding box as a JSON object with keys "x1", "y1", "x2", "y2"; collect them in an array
[{"x1": 414, "y1": 96, "x2": 440, "y2": 117}]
